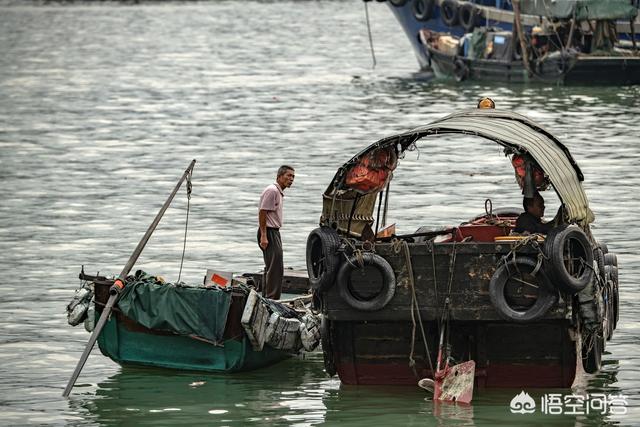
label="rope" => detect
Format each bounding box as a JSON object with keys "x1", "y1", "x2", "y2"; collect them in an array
[
  {"x1": 430, "y1": 241, "x2": 438, "y2": 312},
  {"x1": 176, "y1": 172, "x2": 192, "y2": 284},
  {"x1": 364, "y1": 1, "x2": 377, "y2": 69},
  {"x1": 501, "y1": 235, "x2": 547, "y2": 277},
  {"x1": 398, "y1": 240, "x2": 435, "y2": 376},
  {"x1": 343, "y1": 238, "x2": 365, "y2": 268}
]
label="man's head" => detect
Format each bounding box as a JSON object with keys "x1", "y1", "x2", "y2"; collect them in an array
[
  {"x1": 276, "y1": 165, "x2": 295, "y2": 189},
  {"x1": 523, "y1": 193, "x2": 545, "y2": 219}
]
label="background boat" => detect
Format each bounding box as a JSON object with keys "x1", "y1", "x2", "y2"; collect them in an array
[{"x1": 382, "y1": 0, "x2": 640, "y2": 71}]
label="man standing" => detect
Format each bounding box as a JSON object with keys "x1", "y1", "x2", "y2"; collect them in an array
[{"x1": 258, "y1": 165, "x2": 295, "y2": 299}]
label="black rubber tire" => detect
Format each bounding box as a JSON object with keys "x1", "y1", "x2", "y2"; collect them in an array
[
  {"x1": 489, "y1": 256, "x2": 557, "y2": 322},
  {"x1": 594, "y1": 247, "x2": 605, "y2": 283},
  {"x1": 412, "y1": 0, "x2": 435, "y2": 21},
  {"x1": 582, "y1": 330, "x2": 604, "y2": 374},
  {"x1": 320, "y1": 316, "x2": 337, "y2": 376},
  {"x1": 306, "y1": 227, "x2": 341, "y2": 292},
  {"x1": 440, "y1": 0, "x2": 459, "y2": 27},
  {"x1": 337, "y1": 252, "x2": 396, "y2": 311},
  {"x1": 604, "y1": 281, "x2": 614, "y2": 341},
  {"x1": 453, "y1": 58, "x2": 468, "y2": 82},
  {"x1": 604, "y1": 253, "x2": 618, "y2": 267},
  {"x1": 604, "y1": 264, "x2": 612, "y2": 284},
  {"x1": 389, "y1": 0, "x2": 408, "y2": 6},
  {"x1": 610, "y1": 265, "x2": 618, "y2": 285},
  {"x1": 613, "y1": 279, "x2": 619, "y2": 328},
  {"x1": 544, "y1": 225, "x2": 594, "y2": 294},
  {"x1": 458, "y1": 2, "x2": 480, "y2": 32},
  {"x1": 598, "y1": 242, "x2": 609, "y2": 254}
]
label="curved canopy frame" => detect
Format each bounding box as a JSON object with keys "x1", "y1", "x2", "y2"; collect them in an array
[{"x1": 323, "y1": 109, "x2": 594, "y2": 233}]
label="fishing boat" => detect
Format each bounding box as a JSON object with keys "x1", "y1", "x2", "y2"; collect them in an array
[
  {"x1": 421, "y1": 7, "x2": 640, "y2": 84},
  {"x1": 62, "y1": 161, "x2": 319, "y2": 396},
  {"x1": 380, "y1": 0, "x2": 639, "y2": 72},
  {"x1": 68, "y1": 270, "x2": 319, "y2": 373},
  {"x1": 306, "y1": 104, "x2": 619, "y2": 400}
]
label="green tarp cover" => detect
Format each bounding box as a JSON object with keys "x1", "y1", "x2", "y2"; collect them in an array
[
  {"x1": 468, "y1": 28, "x2": 488, "y2": 59},
  {"x1": 117, "y1": 271, "x2": 233, "y2": 343},
  {"x1": 520, "y1": 0, "x2": 637, "y2": 21}
]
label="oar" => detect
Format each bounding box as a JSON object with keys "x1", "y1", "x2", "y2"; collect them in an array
[{"x1": 62, "y1": 159, "x2": 196, "y2": 397}]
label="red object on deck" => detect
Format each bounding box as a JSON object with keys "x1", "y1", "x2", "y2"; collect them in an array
[{"x1": 211, "y1": 274, "x2": 229, "y2": 287}]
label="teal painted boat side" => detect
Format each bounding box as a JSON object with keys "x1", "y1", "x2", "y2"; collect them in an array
[{"x1": 96, "y1": 313, "x2": 292, "y2": 373}]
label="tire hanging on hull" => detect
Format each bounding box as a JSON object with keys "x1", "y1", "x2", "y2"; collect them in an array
[
  {"x1": 458, "y1": 2, "x2": 481, "y2": 32},
  {"x1": 453, "y1": 57, "x2": 469, "y2": 82},
  {"x1": 440, "y1": 0, "x2": 460, "y2": 27},
  {"x1": 306, "y1": 227, "x2": 341, "y2": 292},
  {"x1": 337, "y1": 252, "x2": 396, "y2": 311},
  {"x1": 489, "y1": 256, "x2": 557, "y2": 322},
  {"x1": 412, "y1": 0, "x2": 435, "y2": 21},
  {"x1": 543, "y1": 225, "x2": 594, "y2": 294}
]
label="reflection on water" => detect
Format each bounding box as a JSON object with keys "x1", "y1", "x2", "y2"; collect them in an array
[
  {"x1": 73, "y1": 354, "x2": 331, "y2": 426},
  {"x1": 0, "y1": 1, "x2": 639, "y2": 426}
]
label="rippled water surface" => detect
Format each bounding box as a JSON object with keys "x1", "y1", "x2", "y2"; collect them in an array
[{"x1": 0, "y1": 1, "x2": 639, "y2": 425}]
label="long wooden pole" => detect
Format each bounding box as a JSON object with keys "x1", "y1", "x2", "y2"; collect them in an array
[
  {"x1": 62, "y1": 159, "x2": 196, "y2": 397},
  {"x1": 512, "y1": 0, "x2": 533, "y2": 76}
]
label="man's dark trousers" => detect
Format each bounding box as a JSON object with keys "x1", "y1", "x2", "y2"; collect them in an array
[{"x1": 257, "y1": 227, "x2": 283, "y2": 299}]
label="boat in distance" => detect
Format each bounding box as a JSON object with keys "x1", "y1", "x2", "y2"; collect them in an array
[{"x1": 378, "y1": 0, "x2": 639, "y2": 75}]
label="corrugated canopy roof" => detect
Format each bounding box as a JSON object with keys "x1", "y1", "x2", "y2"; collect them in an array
[{"x1": 327, "y1": 109, "x2": 594, "y2": 226}]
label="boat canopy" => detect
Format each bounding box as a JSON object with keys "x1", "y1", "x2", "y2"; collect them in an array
[
  {"x1": 519, "y1": 0, "x2": 638, "y2": 21},
  {"x1": 322, "y1": 109, "x2": 594, "y2": 236}
]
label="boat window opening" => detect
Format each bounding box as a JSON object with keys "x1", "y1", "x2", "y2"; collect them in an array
[{"x1": 375, "y1": 137, "x2": 561, "y2": 237}]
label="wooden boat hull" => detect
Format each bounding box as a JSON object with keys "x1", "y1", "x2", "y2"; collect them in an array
[
  {"x1": 326, "y1": 319, "x2": 576, "y2": 387},
  {"x1": 96, "y1": 311, "x2": 291, "y2": 373},
  {"x1": 92, "y1": 279, "x2": 293, "y2": 373},
  {"x1": 320, "y1": 242, "x2": 579, "y2": 388}
]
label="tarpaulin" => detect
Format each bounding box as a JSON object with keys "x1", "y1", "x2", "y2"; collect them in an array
[{"x1": 117, "y1": 270, "x2": 232, "y2": 343}]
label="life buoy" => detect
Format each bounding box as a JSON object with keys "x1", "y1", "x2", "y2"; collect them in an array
[
  {"x1": 543, "y1": 225, "x2": 594, "y2": 294},
  {"x1": 453, "y1": 57, "x2": 468, "y2": 82},
  {"x1": 440, "y1": 0, "x2": 459, "y2": 27},
  {"x1": 389, "y1": 0, "x2": 408, "y2": 6},
  {"x1": 412, "y1": 0, "x2": 435, "y2": 22},
  {"x1": 489, "y1": 256, "x2": 557, "y2": 322},
  {"x1": 306, "y1": 227, "x2": 341, "y2": 291},
  {"x1": 458, "y1": 2, "x2": 480, "y2": 32},
  {"x1": 337, "y1": 252, "x2": 396, "y2": 311}
]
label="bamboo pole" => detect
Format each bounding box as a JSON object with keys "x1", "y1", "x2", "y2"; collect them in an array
[{"x1": 62, "y1": 159, "x2": 196, "y2": 397}]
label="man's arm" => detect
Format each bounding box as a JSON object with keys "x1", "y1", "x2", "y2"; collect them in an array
[{"x1": 259, "y1": 209, "x2": 269, "y2": 249}]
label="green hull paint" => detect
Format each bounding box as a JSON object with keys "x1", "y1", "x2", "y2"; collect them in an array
[{"x1": 97, "y1": 314, "x2": 292, "y2": 373}]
